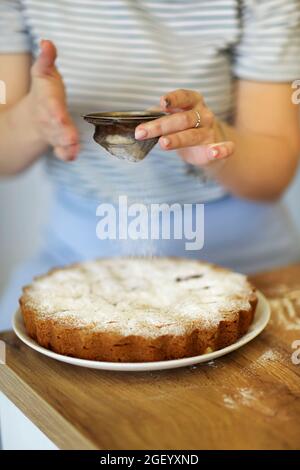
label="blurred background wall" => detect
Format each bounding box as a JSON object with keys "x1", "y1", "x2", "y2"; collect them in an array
[{"x1": 0, "y1": 164, "x2": 300, "y2": 297}]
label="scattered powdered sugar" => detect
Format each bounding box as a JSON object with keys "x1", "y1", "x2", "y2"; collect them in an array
[
  {"x1": 223, "y1": 387, "x2": 263, "y2": 411},
  {"x1": 222, "y1": 384, "x2": 291, "y2": 418},
  {"x1": 239, "y1": 387, "x2": 259, "y2": 405},
  {"x1": 268, "y1": 289, "x2": 300, "y2": 330},
  {"x1": 264, "y1": 284, "x2": 300, "y2": 331},
  {"x1": 23, "y1": 258, "x2": 255, "y2": 338},
  {"x1": 266, "y1": 284, "x2": 300, "y2": 300},
  {"x1": 206, "y1": 360, "x2": 218, "y2": 368},
  {"x1": 256, "y1": 349, "x2": 284, "y2": 365},
  {"x1": 223, "y1": 395, "x2": 236, "y2": 409}
]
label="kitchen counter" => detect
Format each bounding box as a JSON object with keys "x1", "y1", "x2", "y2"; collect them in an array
[{"x1": 0, "y1": 263, "x2": 300, "y2": 450}]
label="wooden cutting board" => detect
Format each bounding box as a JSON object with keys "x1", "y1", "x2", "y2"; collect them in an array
[{"x1": 0, "y1": 263, "x2": 300, "y2": 450}]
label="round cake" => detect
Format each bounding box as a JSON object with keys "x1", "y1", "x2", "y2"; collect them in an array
[{"x1": 19, "y1": 258, "x2": 257, "y2": 362}]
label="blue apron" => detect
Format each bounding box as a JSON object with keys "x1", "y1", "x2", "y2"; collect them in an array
[{"x1": 1, "y1": 187, "x2": 299, "y2": 330}]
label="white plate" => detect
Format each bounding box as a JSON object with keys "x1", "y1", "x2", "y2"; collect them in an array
[{"x1": 13, "y1": 291, "x2": 270, "y2": 372}]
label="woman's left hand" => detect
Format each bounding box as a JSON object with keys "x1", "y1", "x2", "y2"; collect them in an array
[{"x1": 135, "y1": 89, "x2": 235, "y2": 166}]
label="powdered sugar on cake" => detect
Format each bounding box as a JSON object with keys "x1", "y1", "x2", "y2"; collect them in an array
[{"x1": 22, "y1": 258, "x2": 255, "y2": 338}]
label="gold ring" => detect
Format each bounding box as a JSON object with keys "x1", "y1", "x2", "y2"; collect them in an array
[{"x1": 194, "y1": 110, "x2": 201, "y2": 128}]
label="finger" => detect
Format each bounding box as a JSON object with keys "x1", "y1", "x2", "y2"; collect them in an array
[
  {"x1": 32, "y1": 39, "x2": 57, "y2": 78},
  {"x1": 42, "y1": 117, "x2": 78, "y2": 148},
  {"x1": 49, "y1": 123, "x2": 79, "y2": 147},
  {"x1": 47, "y1": 96, "x2": 67, "y2": 121},
  {"x1": 45, "y1": 98, "x2": 79, "y2": 145},
  {"x1": 160, "y1": 89, "x2": 203, "y2": 111},
  {"x1": 43, "y1": 111, "x2": 79, "y2": 147},
  {"x1": 54, "y1": 143, "x2": 80, "y2": 161},
  {"x1": 159, "y1": 128, "x2": 212, "y2": 150},
  {"x1": 180, "y1": 141, "x2": 235, "y2": 166},
  {"x1": 135, "y1": 106, "x2": 214, "y2": 140},
  {"x1": 145, "y1": 105, "x2": 162, "y2": 113}
]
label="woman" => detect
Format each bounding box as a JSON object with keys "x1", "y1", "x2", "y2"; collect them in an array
[{"x1": 0, "y1": 0, "x2": 300, "y2": 330}]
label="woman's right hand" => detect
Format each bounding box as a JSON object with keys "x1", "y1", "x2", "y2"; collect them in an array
[{"x1": 29, "y1": 39, "x2": 79, "y2": 161}]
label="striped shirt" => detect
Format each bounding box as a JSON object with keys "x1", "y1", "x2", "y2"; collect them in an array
[{"x1": 1, "y1": 0, "x2": 300, "y2": 204}]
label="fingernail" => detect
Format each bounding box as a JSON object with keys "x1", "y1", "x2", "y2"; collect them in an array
[
  {"x1": 135, "y1": 128, "x2": 147, "y2": 140},
  {"x1": 68, "y1": 151, "x2": 77, "y2": 161},
  {"x1": 162, "y1": 97, "x2": 171, "y2": 108},
  {"x1": 161, "y1": 137, "x2": 170, "y2": 148},
  {"x1": 208, "y1": 147, "x2": 220, "y2": 160}
]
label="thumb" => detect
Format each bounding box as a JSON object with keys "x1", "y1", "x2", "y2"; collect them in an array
[{"x1": 32, "y1": 39, "x2": 57, "y2": 78}]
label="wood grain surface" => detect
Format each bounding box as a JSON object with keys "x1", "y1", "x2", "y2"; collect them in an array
[{"x1": 0, "y1": 263, "x2": 300, "y2": 450}]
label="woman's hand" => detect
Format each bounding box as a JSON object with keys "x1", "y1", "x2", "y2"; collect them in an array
[
  {"x1": 135, "y1": 89, "x2": 234, "y2": 166},
  {"x1": 29, "y1": 40, "x2": 79, "y2": 161}
]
